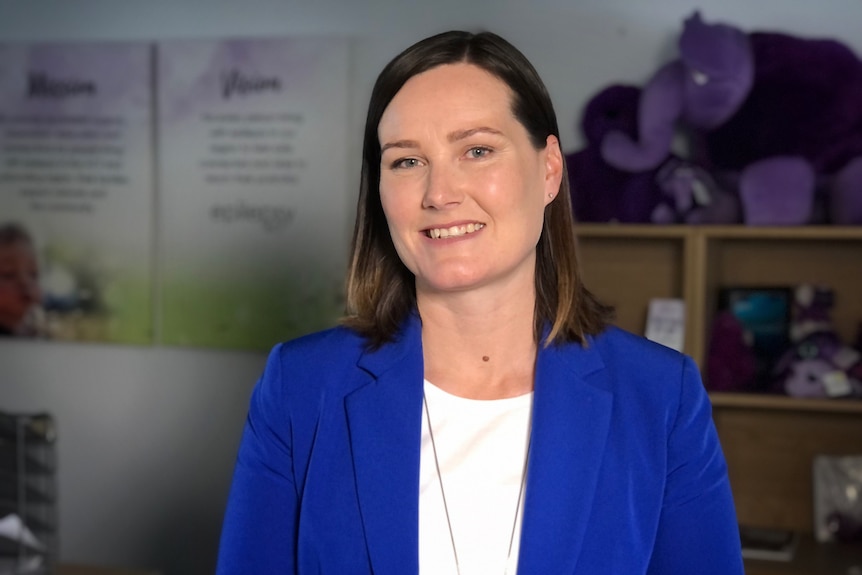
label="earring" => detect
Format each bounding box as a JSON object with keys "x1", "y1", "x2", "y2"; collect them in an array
[{"x1": 548, "y1": 193, "x2": 555, "y2": 199}]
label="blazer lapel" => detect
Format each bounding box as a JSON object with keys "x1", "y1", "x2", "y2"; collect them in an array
[
  {"x1": 345, "y1": 314, "x2": 424, "y2": 575},
  {"x1": 518, "y1": 338, "x2": 613, "y2": 574}
]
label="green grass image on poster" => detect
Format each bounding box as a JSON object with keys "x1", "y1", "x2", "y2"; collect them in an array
[
  {"x1": 40, "y1": 241, "x2": 153, "y2": 345},
  {"x1": 103, "y1": 275, "x2": 153, "y2": 344},
  {"x1": 44, "y1": 276, "x2": 152, "y2": 345},
  {"x1": 160, "y1": 271, "x2": 345, "y2": 351}
]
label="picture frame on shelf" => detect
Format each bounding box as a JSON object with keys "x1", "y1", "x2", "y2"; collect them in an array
[{"x1": 717, "y1": 286, "x2": 793, "y2": 389}]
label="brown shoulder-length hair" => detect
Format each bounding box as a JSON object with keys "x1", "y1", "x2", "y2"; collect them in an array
[
  {"x1": 0, "y1": 222, "x2": 35, "y2": 247},
  {"x1": 343, "y1": 30, "x2": 613, "y2": 348}
]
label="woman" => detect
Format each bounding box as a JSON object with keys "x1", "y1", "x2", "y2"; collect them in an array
[
  {"x1": 0, "y1": 222, "x2": 43, "y2": 337},
  {"x1": 217, "y1": 31, "x2": 743, "y2": 574}
]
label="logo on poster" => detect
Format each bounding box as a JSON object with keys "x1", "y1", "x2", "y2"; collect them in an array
[
  {"x1": 28, "y1": 73, "x2": 96, "y2": 98},
  {"x1": 221, "y1": 70, "x2": 282, "y2": 100},
  {"x1": 210, "y1": 200, "x2": 295, "y2": 232}
]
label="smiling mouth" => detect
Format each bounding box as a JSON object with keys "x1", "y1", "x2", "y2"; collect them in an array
[{"x1": 424, "y1": 223, "x2": 485, "y2": 239}]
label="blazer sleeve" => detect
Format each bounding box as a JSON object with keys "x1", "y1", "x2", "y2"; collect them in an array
[
  {"x1": 217, "y1": 343, "x2": 298, "y2": 575},
  {"x1": 646, "y1": 356, "x2": 745, "y2": 575}
]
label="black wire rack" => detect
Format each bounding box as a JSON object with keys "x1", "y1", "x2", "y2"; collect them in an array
[{"x1": 0, "y1": 412, "x2": 57, "y2": 575}]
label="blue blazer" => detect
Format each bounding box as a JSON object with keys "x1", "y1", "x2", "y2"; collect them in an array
[{"x1": 217, "y1": 314, "x2": 744, "y2": 574}]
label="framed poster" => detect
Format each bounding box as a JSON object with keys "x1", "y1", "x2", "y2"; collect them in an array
[
  {"x1": 157, "y1": 37, "x2": 350, "y2": 350},
  {"x1": 0, "y1": 42, "x2": 155, "y2": 343}
]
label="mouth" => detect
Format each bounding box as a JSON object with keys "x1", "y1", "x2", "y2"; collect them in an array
[{"x1": 424, "y1": 222, "x2": 485, "y2": 239}]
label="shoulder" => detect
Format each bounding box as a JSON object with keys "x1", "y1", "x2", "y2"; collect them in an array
[
  {"x1": 590, "y1": 325, "x2": 692, "y2": 376},
  {"x1": 270, "y1": 324, "x2": 367, "y2": 368},
  {"x1": 584, "y1": 326, "x2": 705, "y2": 419},
  {"x1": 273, "y1": 326, "x2": 365, "y2": 357},
  {"x1": 254, "y1": 325, "x2": 369, "y2": 406}
]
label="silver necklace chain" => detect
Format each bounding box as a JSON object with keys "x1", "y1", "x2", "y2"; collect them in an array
[{"x1": 423, "y1": 392, "x2": 531, "y2": 575}]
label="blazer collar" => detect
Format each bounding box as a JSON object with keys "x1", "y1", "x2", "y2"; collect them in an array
[
  {"x1": 346, "y1": 312, "x2": 425, "y2": 575},
  {"x1": 518, "y1": 336, "x2": 613, "y2": 573},
  {"x1": 345, "y1": 314, "x2": 613, "y2": 574}
]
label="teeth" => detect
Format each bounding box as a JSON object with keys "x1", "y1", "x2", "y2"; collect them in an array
[{"x1": 426, "y1": 223, "x2": 484, "y2": 239}]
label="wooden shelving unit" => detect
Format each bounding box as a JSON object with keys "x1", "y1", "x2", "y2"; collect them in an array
[
  {"x1": 744, "y1": 534, "x2": 862, "y2": 574},
  {"x1": 575, "y1": 224, "x2": 862, "y2": 575}
]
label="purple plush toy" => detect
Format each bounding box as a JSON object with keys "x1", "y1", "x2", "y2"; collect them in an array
[
  {"x1": 706, "y1": 310, "x2": 758, "y2": 392},
  {"x1": 567, "y1": 84, "x2": 732, "y2": 223},
  {"x1": 773, "y1": 285, "x2": 862, "y2": 398},
  {"x1": 602, "y1": 11, "x2": 862, "y2": 225},
  {"x1": 566, "y1": 85, "x2": 665, "y2": 223}
]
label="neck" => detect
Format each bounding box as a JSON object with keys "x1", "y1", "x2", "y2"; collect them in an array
[{"x1": 418, "y1": 283, "x2": 538, "y2": 400}]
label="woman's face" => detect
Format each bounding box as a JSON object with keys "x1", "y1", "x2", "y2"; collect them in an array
[
  {"x1": 377, "y1": 63, "x2": 562, "y2": 297},
  {"x1": 0, "y1": 240, "x2": 42, "y2": 331}
]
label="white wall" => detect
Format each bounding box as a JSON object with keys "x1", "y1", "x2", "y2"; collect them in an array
[{"x1": 2, "y1": 1, "x2": 861, "y2": 573}]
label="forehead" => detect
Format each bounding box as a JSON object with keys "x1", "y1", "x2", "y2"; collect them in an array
[
  {"x1": 379, "y1": 63, "x2": 516, "y2": 136},
  {"x1": 0, "y1": 241, "x2": 36, "y2": 260}
]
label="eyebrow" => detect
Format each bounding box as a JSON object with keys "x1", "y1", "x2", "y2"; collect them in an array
[
  {"x1": 448, "y1": 126, "x2": 504, "y2": 142},
  {"x1": 380, "y1": 126, "x2": 504, "y2": 154},
  {"x1": 380, "y1": 139, "x2": 419, "y2": 154}
]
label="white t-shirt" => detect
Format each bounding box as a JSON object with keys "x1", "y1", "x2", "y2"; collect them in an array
[{"x1": 419, "y1": 379, "x2": 533, "y2": 575}]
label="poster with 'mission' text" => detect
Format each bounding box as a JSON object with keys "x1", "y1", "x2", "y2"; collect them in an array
[{"x1": 0, "y1": 42, "x2": 154, "y2": 343}]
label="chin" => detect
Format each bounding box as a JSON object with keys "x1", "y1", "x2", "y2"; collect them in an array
[{"x1": 418, "y1": 273, "x2": 487, "y2": 294}]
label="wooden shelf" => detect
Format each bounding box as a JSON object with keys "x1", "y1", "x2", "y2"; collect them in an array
[
  {"x1": 576, "y1": 223, "x2": 862, "y2": 240},
  {"x1": 575, "y1": 223, "x2": 692, "y2": 238},
  {"x1": 576, "y1": 223, "x2": 862, "y2": 574},
  {"x1": 710, "y1": 393, "x2": 862, "y2": 414},
  {"x1": 744, "y1": 534, "x2": 862, "y2": 575},
  {"x1": 699, "y1": 225, "x2": 862, "y2": 240}
]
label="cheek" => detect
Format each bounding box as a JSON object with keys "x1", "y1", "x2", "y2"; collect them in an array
[
  {"x1": 378, "y1": 190, "x2": 416, "y2": 266},
  {"x1": 480, "y1": 166, "x2": 544, "y2": 213},
  {"x1": 379, "y1": 184, "x2": 415, "y2": 232},
  {"x1": 0, "y1": 284, "x2": 23, "y2": 309},
  {"x1": 379, "y1": 199, "x2": 399, "y2": 242},
  {"x1": 471, "y1": 167, "x2": 514, "y2": 205},
  {"x1": 378, "y1": 188, "x2": 396, "y2": 220},
  {"x1": 27, "y1": 280, "x2": 42, "y2": 298}
]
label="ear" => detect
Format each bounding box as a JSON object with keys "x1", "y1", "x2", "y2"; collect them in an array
[{"x1": 543, "y1": 134, "x2": 564, "y2": 206}]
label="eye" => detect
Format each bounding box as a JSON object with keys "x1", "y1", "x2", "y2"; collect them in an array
[
  {"x1": 467, "y1": 146, "x2": 492, "y2": 159},
  {"x1": 389, "y1": 157, "x2": 422, "y2": 170},
  {"x1": 690, "y1": 69, "x2": 709, "y2": 86}
]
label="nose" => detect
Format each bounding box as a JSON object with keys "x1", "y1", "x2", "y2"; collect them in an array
[{"x1": 422, "y1": 163, "x2": 464, "y2": 210}]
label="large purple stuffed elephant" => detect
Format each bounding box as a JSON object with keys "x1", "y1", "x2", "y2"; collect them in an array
[{"x1": 602, "y1": 11, "x2": 862, "y2": 225}]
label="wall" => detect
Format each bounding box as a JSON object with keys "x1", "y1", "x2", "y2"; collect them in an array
[{"x1": 1, "y1": 1, "x2": 861, "y2": 573}]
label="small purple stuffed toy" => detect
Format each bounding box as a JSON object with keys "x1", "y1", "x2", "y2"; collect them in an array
[
  {"x1": 773, "y1": 285, "x2": 862, "y2": 398},
  {"x1": 602, "y1": 11, "x2": 862, "y2": 225}
]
